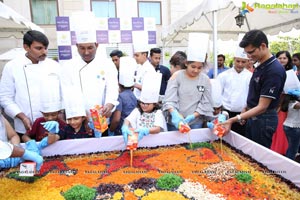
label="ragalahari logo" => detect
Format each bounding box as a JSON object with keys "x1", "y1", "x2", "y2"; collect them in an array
[
  {"x1": 243, "y1": 2, "x2": 299, "y2": 14},
  {"x1": 241, "y1": 2, "x2": 254, "y2": 15}
]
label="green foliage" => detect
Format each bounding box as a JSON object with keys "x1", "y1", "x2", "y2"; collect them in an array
[
  {"x1": 63, "y1": 185, "x2": 96, "y2": 200},
  {"x1": 6, "y1": 171, "x2": 40, "y2": 183},
  {"x1": 270, "y1": 36, "x2": 300, "y2": 54},
  {"x1": 235, "y1": 172, "x2": 253, "y2": 183},
  {"x1": 156, "y1": 174, "x2": 183, "y2": 190},
  {"x1": 186, "y1": 142, "x2": 214, "y2": 150}
]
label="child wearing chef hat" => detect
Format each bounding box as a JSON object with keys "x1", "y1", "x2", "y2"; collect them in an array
[{"x1": 121, "y1": 72, "x2": 167, "y2": 144}]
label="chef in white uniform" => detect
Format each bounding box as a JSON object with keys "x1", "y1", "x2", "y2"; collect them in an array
[
  {"x1": 60, "y1": 12, "x2": 119, "y2": 130},
  {"x1": 0, "y1": 30, "x2": 61, "y2": 135},
  {"x1": 132, "y1": 32, "x2": 156, "y2": 100}
]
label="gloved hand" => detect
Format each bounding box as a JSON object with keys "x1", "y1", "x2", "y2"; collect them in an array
[
  {"x1": 38, "y1": 137, "x2": 49, "y2": 151},
  {"x1": 88, "y1": 118, "x2": 95, "y2": 130},
  {"x1": 41, "y1": 121, "x2": 59, "y2": 133},
  {"x1": 184, "y1": 114, "x2": 195, "y2": 124},
  {"x1": 135, "y1": 127, "x2": 150, "y2": 141},
  {"x1": 108, "y1": 129, "x2": 115, "y2": 136},
  {"x1": 88, "y1": 118, "x2": 102, "y2": 138},
  {"x1": 121, "y1": 125, "x2": 132, "y2": 144},
  {"x1": 287, "y1": 89, "x2": 300, "y2": 97},
  {"x1": 207, "y1": 121, "x2": 214, "y2": 129},
  {"x1": 94, "y1": 129, "x2": 102, "y2": 138},
  {"x1": 25, "y1": 140, "x2": 41, "y2": 155},
  {"x1": 21, "y1": 149, "x2": 43, "y2": 171},
  {"x1": 170, "y1": 110, "x2": 184, "y2": 128},
  {"x1": 0, "y1": 157, "x2": 22, "y2": 168},
  {"x1": 218, "y1": 114, "x2": 227, "y2": 123}
]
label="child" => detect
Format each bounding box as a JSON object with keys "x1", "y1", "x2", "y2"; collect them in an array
[
  {"x1": 109, "y1": 57, "x2": 137, "y2": 136},
  {"x1": 22, "y1": 80, "x2": 66, "y2": 142},
  {"x1": 282, "y1": 89, "x2": 300, "y2": 160},
  {"x1": 39, "y1": 89, "x2": 94, "y2": 149},
  {"x1": 22, "y1": 110, "x2": 66, "y2": 142},
  {"x1": 121, "y1": 73, "x2": 167, "y2": 143}
]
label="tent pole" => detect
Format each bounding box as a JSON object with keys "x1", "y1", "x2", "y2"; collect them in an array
[{"x1": 213, "y1": 10, "x2": 218, "y2": 79}]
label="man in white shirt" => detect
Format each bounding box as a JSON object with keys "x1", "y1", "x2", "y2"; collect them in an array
[
  {"x1": 217, "y1": 47, "x2": 252, "y2": 136},
  {"x1": 60, "y1": 13, "x2": 119, "y2": 136},
  {"x1": 133, "y1": 45, "x2": 156, "y2": 100},
  {"x1": 0, "y1": 30, "x2": 61, "y2": 136}
]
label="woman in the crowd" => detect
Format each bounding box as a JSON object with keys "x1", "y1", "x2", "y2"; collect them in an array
[
  {"x1": 292, "y1": 53, "x2": 300, "y2": 81},
  {"x1": 169, "y1": 51, "x2": 187, "y2": 75},
  {"x1": 163, "y1": 58, "x2": 214, "y2": 131},
  {"x1": 276, "y1": 50, "x2": 293, "y2": 70},
  {"x1": 271, "y1": 50, "x2": 297, "y2": 155}
]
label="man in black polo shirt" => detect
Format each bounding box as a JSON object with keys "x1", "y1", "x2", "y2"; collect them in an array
[
  {"x1": 149, "y1": 48, "x2": 171, "y2": 99},
  {"x1": 223, "y1": 29, "x2": 286, "y2": 148}
]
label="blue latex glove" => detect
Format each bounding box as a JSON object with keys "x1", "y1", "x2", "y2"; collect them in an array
[
  {"x1": 170, "y1": 110, "x2": 184, "y2": 128},
  {"x1": 25, "y1": 140, "x2": 41, "y2": 155},
  {"x1": 184, "y1": 114, "x2": 195, "y2": 124},
  {"x1": 88, "y1": 118, "x2": 95, "y2": 130},
  {"x1": 207, "y1": 121, "x2": 214, "y2": 129},
  {"x1": 0, "y1": 157, "x2": 22, "y2": 168},
  {"x1": 88, "y1": 118, "x2": 102, "y2": 138},
  {"x1": 21, "y1": 149, "x2": 43, "y2": 171},
  {"x1": 38, "y1": 137, "x2": 49, "y2": 151},
  {"x1": 41, "y1": 121, "x2": 59, "y2": 133},
  {"x1": 218, "y1": 114, "x2": 227, "y2": 123},
  {"x1": 121, "y1": 125, "x2": 131, "y2": 144},
  {"x1": 94, "y1": 130, "x2": 102, "y2": 138},
  {"x1": 108, "y1": 129, "x2": 115, "y2": 136},
  {"x1": 287, "y1": 89, "x2": 300, "y2": 97},
  {"x1": 135, "y1": 127, "x2": 150, "y2": 141}
]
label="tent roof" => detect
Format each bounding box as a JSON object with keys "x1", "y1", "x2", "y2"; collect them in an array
[
  {"x1": 0, "y1": 2, "x2": 43, "y2": 38},
  {"x1": 0, "y1": 48, "x2": 25, "y2": 61},
  {"x1": 162, "y1": 0, "x2": 300, "y2": 46}
]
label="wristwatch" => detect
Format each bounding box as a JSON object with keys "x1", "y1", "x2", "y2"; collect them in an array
[{"x1": 236, "y1": 114, "x2": 242, "y2": 123}]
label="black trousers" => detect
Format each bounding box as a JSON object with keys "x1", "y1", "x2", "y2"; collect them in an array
[{"x1": 223, "y1": 109, "x2": 246, "y2": 136}]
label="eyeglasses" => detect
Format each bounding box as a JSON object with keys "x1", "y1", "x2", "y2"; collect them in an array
[{"x1": 244, "y1": 47, "x2": 258, "y2": 55}]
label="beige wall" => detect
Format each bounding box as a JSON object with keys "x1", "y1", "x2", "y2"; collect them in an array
[{"x1": 0, "y1": 0, "x2": 203, "y2": 58}]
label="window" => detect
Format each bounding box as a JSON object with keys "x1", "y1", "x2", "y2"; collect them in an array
[
  {"x1": 30, "y1": 0, "x2": 58, "y2": 25},
  {"x1": 91, "y1": 0, "x2": 116, "y2": 18},
  {"x1": 138, "y1": 1, "x2": 161, "y2": 25}
]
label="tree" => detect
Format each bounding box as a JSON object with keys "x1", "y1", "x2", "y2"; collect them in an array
[{"x1": 270, "y1": 36, "x2": 300, "y2": 54}]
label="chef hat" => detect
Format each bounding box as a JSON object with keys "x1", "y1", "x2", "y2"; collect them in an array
[
  {"x1": 40, "y1": 78, "x2": 62, "y2": 113},
  {"x1": 187, "y1": 33, "x2": 209, "y2": 62},
  {"x1": 119, "y1": 56, "x2": 137, "y2": 87},
  {"x1": 210, "y1": 79, "x2": 223, "y2": 108},
  {"x1": 234, "y1": 46, "x2": 249, "y2": 59},
  {"x1": 283, "y1": 69, "x2": 300, "y2": 93},
  {"x1": 72, "y1": 11, "x2": 97, "y2": 44},
  {"x1": 140, "y1": 72, "x2": 162, "y2": 103},
  {"x1": 63, "y1": 87, "x2": 87, "y2": 119},
  {"x1": 132, "y1": 31, "x2": 149, "y2": 53}
]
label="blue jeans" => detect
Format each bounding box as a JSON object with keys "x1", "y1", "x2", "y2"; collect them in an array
[
  {"x1": 167, "y1": 122, "x2": 203, "y2": 131},
  {"x1": 283, "y1": 126, "x2": 300, "y2": 160},
  {"x1": 245, "y1": 110, "x2": 277, "y2": 148}
]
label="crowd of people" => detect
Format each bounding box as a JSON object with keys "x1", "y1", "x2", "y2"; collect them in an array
[{"x1": 1, "y1": 26, "x2": 300, "y2": 172}]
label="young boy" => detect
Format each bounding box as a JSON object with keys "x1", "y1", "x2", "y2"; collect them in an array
[
  {"x1": 109, "y1": 57, "x2": 137, "y2": 136},
  {"x1": 22, "y1": 82, "x2": 66, "y2": 142},
  {"x1": 39, "y1": 90, "x2": 94, "y2": 149}
]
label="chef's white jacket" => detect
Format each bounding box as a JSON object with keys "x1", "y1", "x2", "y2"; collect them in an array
[
  {"x1": 217, "y1": 67, "x2": 252, "y2": 112},
  {"x1": 0, "y1": 55, "x2": 61, "y2": 134},
  {"x1": 60, "y1": 54, "x2": 119, "y2": 116}
]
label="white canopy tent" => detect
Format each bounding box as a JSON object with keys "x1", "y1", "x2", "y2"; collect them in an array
[
  {"x1": 162, "y1": 0, "x2": 300, "y2": 77},
  {"x1": 0, "y1": 2, "x2": 43, "y2": 39},
  {"x1": 0, "y1": 2, "x2": 43, "y2": 75}
]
